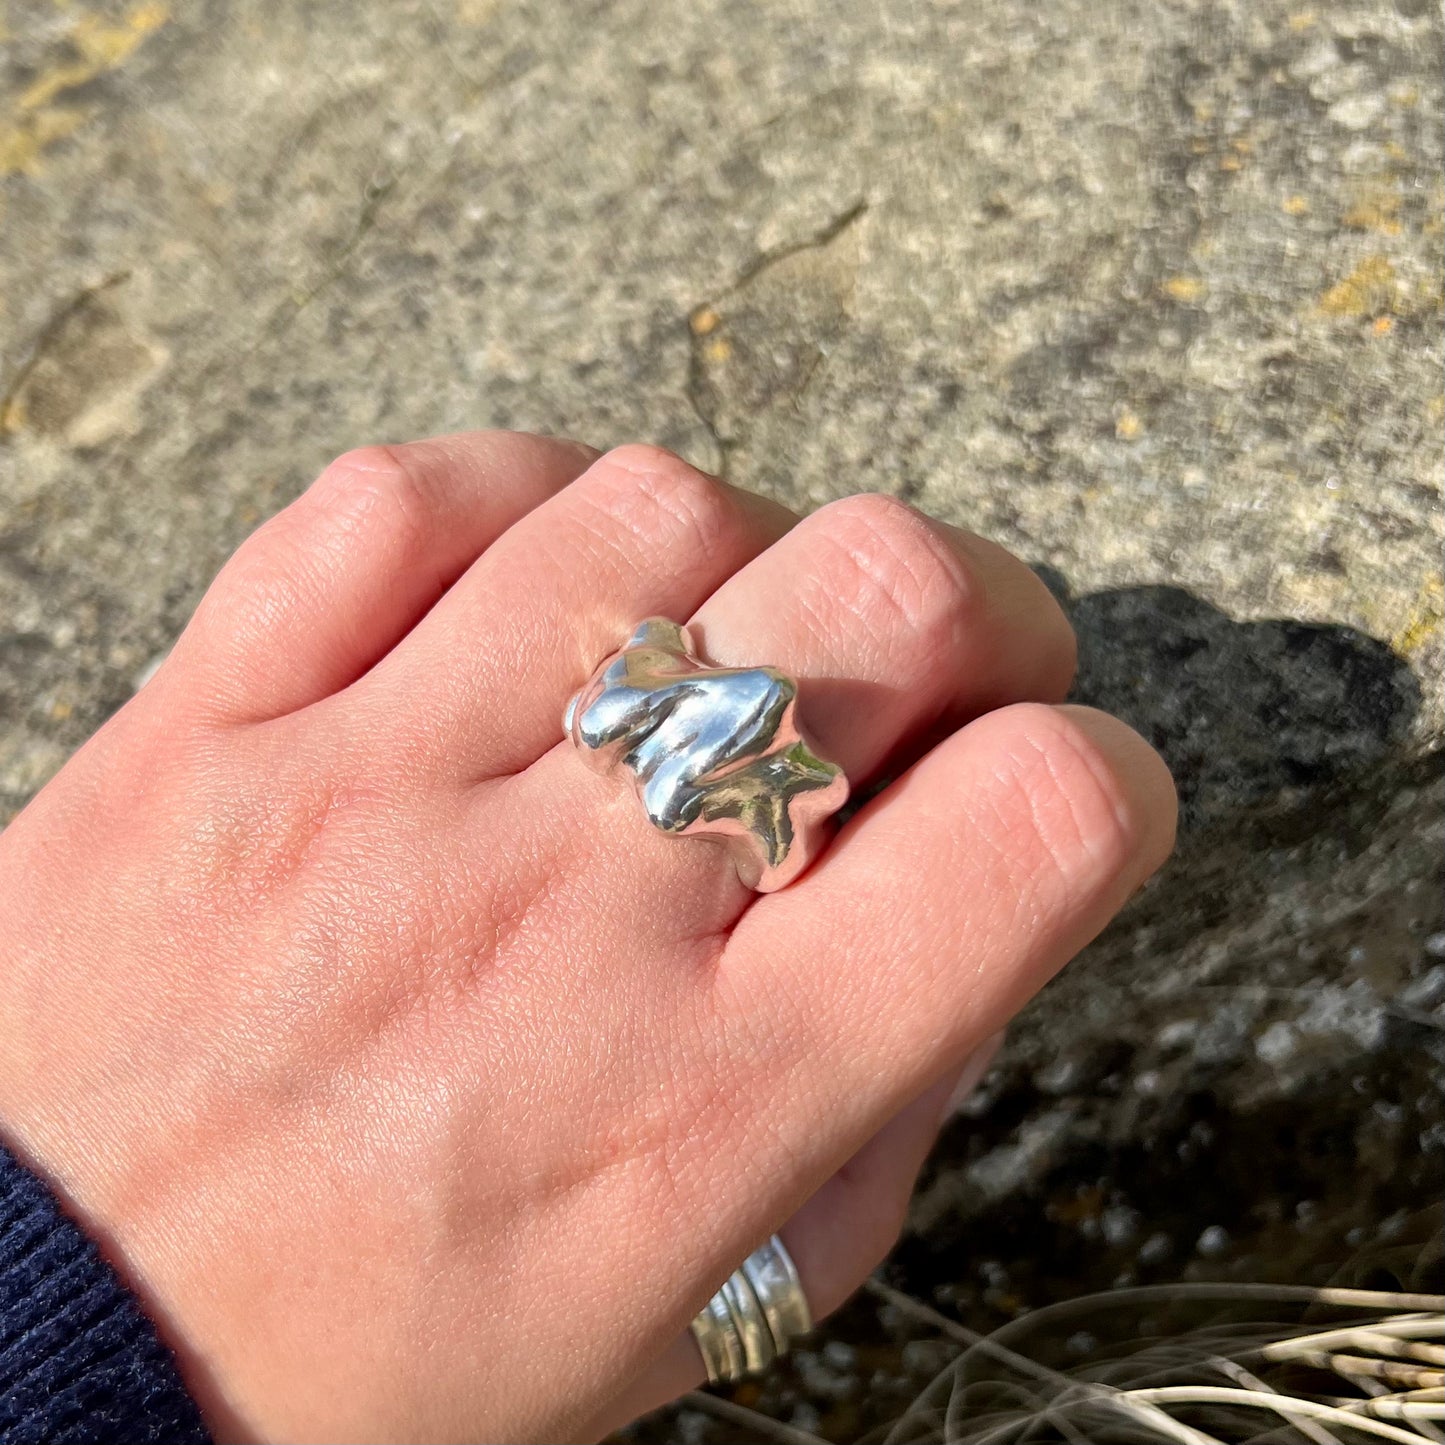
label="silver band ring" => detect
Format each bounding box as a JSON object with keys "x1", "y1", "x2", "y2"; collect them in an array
[
  {"x1": 741, "y1": 1234, "x2": 811, "y2": 1346},
  {"x1": 690, "y1": 1235, "x2": 812, "y2": 1386},
  {"x1": 691, "y1": 1288, "x2": 746, "y2": 1385},
  {"x1": 564, "y1": 618, "x2": 848, "y2": 891}
]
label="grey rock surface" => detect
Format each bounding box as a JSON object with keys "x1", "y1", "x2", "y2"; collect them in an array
[{"x1": 2, "y1": 0, "x2": 1441, "y2": 1439}]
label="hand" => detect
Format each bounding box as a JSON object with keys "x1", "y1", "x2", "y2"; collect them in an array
[{"x1": 0, "y1": 436, "x2": 1175, "y2": 1442}]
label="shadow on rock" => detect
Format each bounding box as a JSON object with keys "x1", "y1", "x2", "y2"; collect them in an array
[{"x1": 1038, "y1": 577, "x2": 1423, "y2": 831}]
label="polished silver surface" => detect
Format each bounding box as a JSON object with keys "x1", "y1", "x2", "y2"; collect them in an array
[
  {"x1": 689, "y1": 1234, "x2": 812, "y2": 1386},
  {"x1": 565, "y1": 618, "x2": 848, "y2": 891},
  {"x1": 740, "y1": 1233, "x2": 812, "y2": 1344},
  {"x1": 690, "y1": 1287, "x2": 745, "y2": 1386},
  {"x1": 720, "y1": 1272, "x2": 777, "y2": 1374}
]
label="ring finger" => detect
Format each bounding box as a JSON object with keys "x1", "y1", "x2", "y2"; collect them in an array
[{"x1": 688, "y1": 490, "x2": 1077, "y2": 790}]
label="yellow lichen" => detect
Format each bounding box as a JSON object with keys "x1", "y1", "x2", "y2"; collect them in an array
[
  {"x1": 1162, "y1": 275, "x2": 1207, "y2": 303},
  {"x1": 3, "y1": 3, "x2": 168, "y2": 175},
  {"x1": 18, "y1": 61, "x2": 94, "y2": 112},
  {"x1": 1392, "y1": 575, "x2": 1444, "y2": 658},
  {"x1": 70, "y1": 2, "x2": 169, "y2": 68},
  {"x1": 1282, "y1": 194, "x2": 1311, "y2": 216},
  {"x1": 1372, "y1": 315, "x2": 1395, "y2": 335},
  {"x1": 1316, "y1": 256, "x2": 1397, "y2": 317},
  {"x1": 1287, "y1": 10, "x2": 1316, "y2": 30},
  {"x1": 1344, "y1": 189, "x2": 1403, "y2": 235},
  {"x1": 704, "y1": 337, "x2": 732, "y2": 364},
  {"x1": 1115, "y1": 408, "x2": 1143, "y2": 440},
  {"x1": 0, "y1": 106, "x2": 87, "y2": 176},
  {"x1": 689, "y1": 307, "x2": 720, "y2": 336}
]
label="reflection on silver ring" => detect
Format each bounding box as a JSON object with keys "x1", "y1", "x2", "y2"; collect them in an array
[
  {"x1": 690, "y1": 1289, "x2": 745, "y2": 1385},
  {"x1": 690, "y1": 1235, "x2": 812, "y2": 1386},
  {"x1": 720, "y1": 1272, "x2": 776, "y2": 1374},
  {"x1": 564, "y1": 618, "x2": 848, "y2": 891},
  {"x1": 740, "y1": 1234, "x2": 811, "y2": 1348}
]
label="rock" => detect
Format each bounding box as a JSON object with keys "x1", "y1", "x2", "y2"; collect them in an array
[
  {"x1": 1195, "y1": 1225, "x2": 1231, "y2": 1258},
  {"x1": 1329, "y1": 93, "x2": 1389, "y2": 131},
  {"x1": 1101, "y1": 1205, "x2": 1143, "y2": 1248},
  {"x1": 2, "y1": 2, "x2": 1440, "y2": 1440}
]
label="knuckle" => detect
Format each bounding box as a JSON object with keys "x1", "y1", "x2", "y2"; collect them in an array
[
  {"x1": 812, "y1": 492, "x2": 977, "y2": 654},
  {"x1": 199, "y1": 518, "x2": 311, "y2": 637},
  {"x1": 201, "y1": 445, "x2": 435, "y2": 639},
  {"x1": 585, "y1": 445, "x2": 736, "y2": 555},
  {"x1": 597, "y1": 441, "x2": 696, "y2": 480},
  {"x1": 307, "y1": 444, "x2": 432, "y2": 555},
  {"x1": 988, "y1": 703, "x2": 1144, "y2": 890}
]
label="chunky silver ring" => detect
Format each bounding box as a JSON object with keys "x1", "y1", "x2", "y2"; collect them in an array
[
  {"x1": 690, "y1": 1235, "x2": 812, "y2": 1386},
  {"x1": 564, "y1": 618, "x2": 848, "y2": 891}
]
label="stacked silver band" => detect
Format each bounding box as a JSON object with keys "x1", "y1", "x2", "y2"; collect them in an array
[{"x1": 690, "y1": 1235, "x2": 812, "y2": 1386}]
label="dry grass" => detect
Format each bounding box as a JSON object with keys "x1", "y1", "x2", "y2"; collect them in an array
[{"x1": 683, "y1": 1282, "x2": 1445, "y2": 1445}]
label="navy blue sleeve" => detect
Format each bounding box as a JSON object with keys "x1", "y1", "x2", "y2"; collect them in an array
[{"x1": 0, "y1": 1140, "x2": 210, "y2": 1444}]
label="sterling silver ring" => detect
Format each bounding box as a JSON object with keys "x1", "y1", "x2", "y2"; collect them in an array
[
  {"x1": 690, "y1": 1235, "x2": 812, "y2": 1385},
  {"x1": 564, "y1": 618, "x2": 848, "y2": 891}
]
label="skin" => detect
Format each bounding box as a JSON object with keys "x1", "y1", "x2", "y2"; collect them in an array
[{"x1": 0, "y1": 435, "x2": 1176, "y2": 1443}]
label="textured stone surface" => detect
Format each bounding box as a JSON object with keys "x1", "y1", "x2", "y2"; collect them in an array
[{"x1": 2, "y1": 1, "x2": 1441, "y2": 1439}]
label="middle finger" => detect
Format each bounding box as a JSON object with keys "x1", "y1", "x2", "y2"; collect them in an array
[
  {"x1": 361, "y1": 445, "x2": 796, "y2": 781},
  {"x1": 519, "y1": 486, "x2": 1076, "y2": 927}
]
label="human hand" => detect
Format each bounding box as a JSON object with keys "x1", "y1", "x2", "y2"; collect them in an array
[{"x1": 0, "y1": 435, "x2": 1175, "y2": 1442}]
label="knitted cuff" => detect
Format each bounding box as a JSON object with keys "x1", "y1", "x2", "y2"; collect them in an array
[{"x1": 0, "y1": 1141, "x2": 210, "y2": 1444}]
